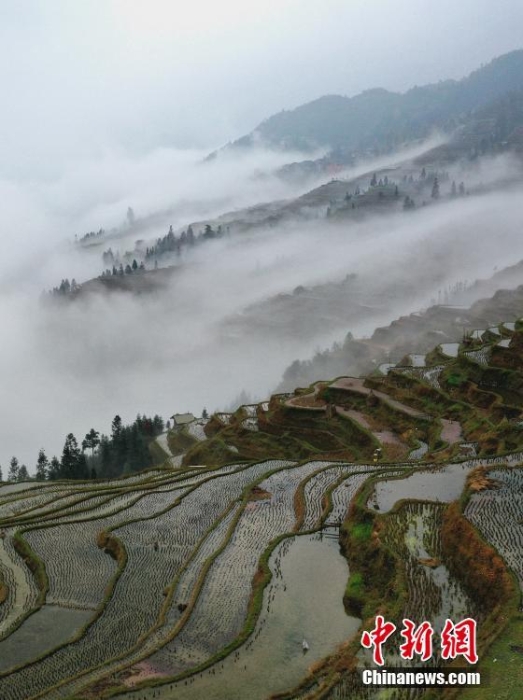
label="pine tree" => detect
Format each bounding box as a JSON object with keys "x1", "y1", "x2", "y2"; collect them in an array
[
  {"x1": 82, "y1": 429, "x2": 100, "y2": 456},
  {"x1": 77, "y1": 452, "x2": 89, "y2": 480},
  {"x1": 48, "y1": 456, "x2": 61, "y2": 480},
  {"x1": 36, "y1": 449, "x2": 49, "y2": 481},
  {"x1": 403, "y1": 196, "x2": 415, "y2": 210},
  {"x1": 8, "y1": 457, "x2": 19, "y2": 482},
  {"x1": 451, "y1": 180, "x2": 457, "y2": 197},
  {"x1": 17, "y1": 465, "x2": 29, "y2": 482},
  {"x1": 370, "y1": 173, "x2": 377, "y2": 187},
  {"x1": 431, "y1": 177, "x2": 440, "y2": 199},
  {"x1": 0, "y1": 465, "x2": 3, "y2": 481},
  {"x1": 60, "y1": 433, "x2": 82, "y2": 479},
  {"x1": 111, "y1": 416, "x2": 122, "y2": 438}
]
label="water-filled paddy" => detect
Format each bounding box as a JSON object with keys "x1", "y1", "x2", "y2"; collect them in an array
[
  {"x1": 0, "y1": 605, "x2": 91, "y2": 672},
  {"x1": 119, "y1": 531, "x2": 359, "y2": 700},
  {"x1": 369, "y1": 462, "x2": 473, "y2": 513}
]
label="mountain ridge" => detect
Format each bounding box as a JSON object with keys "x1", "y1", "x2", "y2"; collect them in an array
[{"x1": 213, "y1": 49, "x2": 523, "y2": 156}]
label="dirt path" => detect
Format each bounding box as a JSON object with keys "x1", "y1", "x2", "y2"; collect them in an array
[
  {"x1": 285, "y1": 382, "x2": 327, "y2": 411},
  {"x1": 330, "y1": 377, "x2": 428, "y2": 419},
  {"x1": 156, "y1": 432, "x2": 205, "y2": 469},
  {"x1": 155, "y1": 432, "x2": 173, "y2": 458},
  {"x1": 336, "y1": 408, "x2": 405, "y2": 446},
  {"x1": 339, "y1": 408, "x2": 371, "y2": 429}
]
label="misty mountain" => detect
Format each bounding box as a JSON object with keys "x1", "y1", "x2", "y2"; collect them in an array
[
  {"x1": 217, "y1": 50, "x2": 523, "y2": 157},
  {"x1": 278, "y1": 265, "x2": 523, "y2": 392}
]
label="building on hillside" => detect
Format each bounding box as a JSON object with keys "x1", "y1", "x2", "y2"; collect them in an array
[{"x1": 170, "y1": 413, "x2": 195, "y2": 429}]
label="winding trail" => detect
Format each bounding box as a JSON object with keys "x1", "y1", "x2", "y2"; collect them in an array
[
  {"x1": 336, "y1": 408, "x2": 405, "y2": 447},
  {"x1": 330, "y1": 377, "x2": 428, "y2": 419},
  {"x1": 155, "y1": 432, "x2": 173, "y2": 458},
  {"x1": 284, "y1": 382, "x2": 327, "y2": 411},
  {"x1": 155, "y1": 433, "x2": 188, "y2": 469}
]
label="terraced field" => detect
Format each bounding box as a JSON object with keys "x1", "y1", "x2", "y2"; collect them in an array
[
  {"x1": 2, "y1": 323, "x2": 523, "y2": 698},
  {"x1": 0, "y1": 449, "x2": 520, "y2": 700},
  {"x1": 0, "y1": 459, "x2": 389, "y2": 699}
]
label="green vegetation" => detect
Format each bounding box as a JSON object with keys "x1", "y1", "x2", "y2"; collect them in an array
[{"x1": 5, "y1": 414, "x2": 166, "y2": 485}]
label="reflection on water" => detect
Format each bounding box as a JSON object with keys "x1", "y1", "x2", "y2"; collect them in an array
[
  {"x1": 120, "y1": 531, "x2": 360, "y2": 700},
  {"x1": 440, "y1": 343, "x2": 459, "y2": 357},
  {"x1": 0, "y1": 605, "x2": 92, "y2": 672},
  {"x1": 369, "y1": 462, "x2": 473, "y2": 513}
]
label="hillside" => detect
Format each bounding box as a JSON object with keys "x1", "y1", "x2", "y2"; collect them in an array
[
  {"x1": 55, "y1": 128, "x2": 523, "y2": 304},
  {"x1": 278, "y1": 277, "x2": 523, "y2": 390},
  {"x1": 218, "y1": 50, "x2": 523, "y2": 156},
  {"x1": 180, "y1": 319, "x2": 523, "y2": 468},
  {"x1": 2, "y1": 319, "x2": 523, "y2": 698}
]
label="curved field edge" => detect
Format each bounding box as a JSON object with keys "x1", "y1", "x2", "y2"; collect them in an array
[
  {"x1": 0, "y1": 532, "x2": 50, "y2": 644},
  {"x1": 4, "y1": 460, "x2": 412, "y2": 698},
  {"x1": 0, "y1": 466, "x2": 240, "y2": 689},
  {"x1": 0, "y1": 569, "x2": 7, "y2": 606},
  {"x1": 0, "y1": 473, "x2": 195, "y2": 652},
  {"x1": 0, "y1": 470, "x2": 200, "y2": 529},
  {"x1": 0, "y1": 528, "x2": 127, "y2": 679},
  {"x1": 6, "y1": 457, "x2": 518, "y2": 700},
  {"x1": 24, "y1": 460, "x2": 304, "y2": 698},
  {"x1": 0, "y1": 467, "x2": 174, "y2": 515},
  {"x1": 76, "y1": 462, "x2": 372, "y2": 698}
]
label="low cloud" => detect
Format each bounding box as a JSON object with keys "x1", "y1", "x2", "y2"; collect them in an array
[{"x1": 1, "y1": 146, "x2": 523, "y2": 470}]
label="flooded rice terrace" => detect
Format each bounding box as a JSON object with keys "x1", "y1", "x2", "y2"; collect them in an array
[
  {"x1": 0, "y1": 605, "x2": 92, "y2": 673},
  {"x1": 368, "y1": 462, "x2": 475, "y2": 513},
  {"x1": 369, "y1": 453, "x2": 523, "y2": 513},
  {"x1": 120, "y1": 531, "x2": 359, "y2": 700}
]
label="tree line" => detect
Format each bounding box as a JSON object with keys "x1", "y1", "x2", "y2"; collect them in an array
[
  {"x1": 0, "y1": 414, "x2": 165, "y2": 483},
  {"x1": 145, "y1": 222, "x2": 229, "y2": 262}
]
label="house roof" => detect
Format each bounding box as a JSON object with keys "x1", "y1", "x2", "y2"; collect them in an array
[{"x1": 170, "y1": 413, "x2": 195, "y2": 425}]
